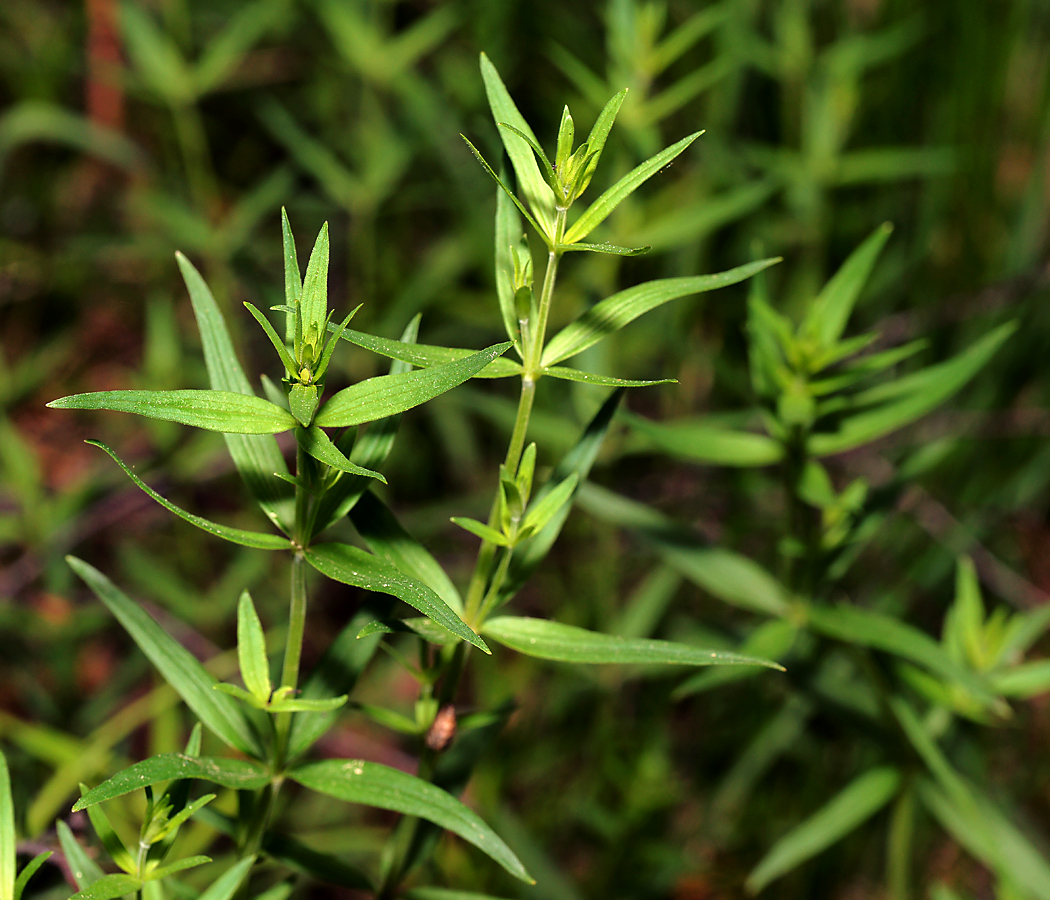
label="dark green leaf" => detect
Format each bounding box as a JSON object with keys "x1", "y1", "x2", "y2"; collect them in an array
[
  {"x1": 13, "y1": 852, "x2": 51, "y2": 900},
  {"x1": 67, "y1": 557, "x2": 263, "y2": 757},
  {"x1": 73, "y1": 755, "x2": 269, "y2": 810},
  {"x1": 542, "y1": 260, "x2": 780, "y2": 366},
  {"x1": 542, "y1": 367, "x2": 675, "y2": 387},
  {"x1": 316, "y1": 343, "x2": 512, "y2": 427},
  {"x1": 746, "y1": 767, "x2": 901, "y2": 892},
  {"x1": 86, "y1": 441, "x2": 292, "y2": 550},
  {"x1": 481, "y1": 617, "x2": 782, "y2": 669},
  {"x1": 48, "y1": 390, "x2": 295, "y2": 434},
  {"x1": 335, "y1": 329, "x2": 521, "y2": 379},
  {"x1": 244, "y1": 302, "x2": 297, "y2": 375},
  {"x1": 236, "y1": 592, "x2": 271, "y2": 702},
  {"x1": 296, "y1": 426, "x2": 386, "y2": 482},
  {"x1": 304, "y1": 544, "x2": 488, "y2": 653},
  {"x1": 290, "y1": 759, "x2": 532, "y2": 883},
  {"x1": 265, "y1": 832, "x2": 372, "y2": 891}
]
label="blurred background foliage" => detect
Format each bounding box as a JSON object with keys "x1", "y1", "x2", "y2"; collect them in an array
[{"x1": 4, "y1": 0, "x2": 1050, "y2": 898}]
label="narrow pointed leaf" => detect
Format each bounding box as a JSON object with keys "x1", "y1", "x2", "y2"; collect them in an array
[
  {"x1": 559, "y1": 242, "x2": 650, "y2": 256},
  {"x1": 479, "y1": 53, "x2": 556, "y2": 237},
  {"x1": 290, "y1": 759, "x2": 532, "y2": 883},
  {"x1": 177, "y1": 252, "x2": 293, "y2": 533},
  {"x1": 497, "y1": 124, "x2": 555, "y2": 189},
  {"x1": 495, "y1": 178, "x2": 523, "y2": 344},
  {"x1": 282, "y1": 208, "x2": 302, "y2": 342},
  {"x1": 576, "y1": 89, "x2": 628, "y2": 194},
  {"x1": 542, "y1": 367, "x2": 675, "y2": 387},
  {"x1": 237, "y1": 592, "x2": 271, "y2": 701},
  {"x1": 334, "y1": 328, "x2": 522, "y2": 378},
  {"x1": 481, "y1": 617, "x2": 782, "y2": 669},
  {"x1": 542, "y1": 260, "x2": 780, "y2": 366},
  {"x1": 350, "y1": 490, "x2": 465, "y2": 615},
  {"x1": 809, "y1": 322, "x2": 1016, "y2": 456},
  {"x1": 0, "y1": 753, "x2": 13, "y2": 900},
  {"x1": 300, "y1": 223, "x2": 330, "y2": 344},
  {"x1": 86, "y1": 441, "x2": 292, "y2": 550},
  {"x1": 244, "y1": 303, "x2": 297, "y2": 375},
  {"x1": 48, "y1": 390, "x2": 295, "y2": 434},
  {"x1": 451, "y1": 517, "x2": 508, "y2": 546},
  {"x1": 746, "y1": 767, "x2": 901, "y2": 892},
  {"x1": 13, "y1": 852, "x2": 51, "y2": 900},
  {"x1": 623, "y1": 414, "x2": 783, "y2": 466},
  {"x1": 73, "y1": 755, "x2": 269, "y2": 811},
  {"x1": 304, "y1": 544, "x2": 488, "y2": 653},
  {"x1": 460, "y1": 136, "x2": 544, "y2": 239},
  {"x1": 145, "y1": 856, "x2": 210, "y2": 882},
  {"x1": 296, "y1": 426, "x2": 386, "y2": 482},
  {"x1": 563, "y1": 131, "x2": 703, "y2": 244},
  {"x1": 315, "y1": 343, "x2": 512, "y2": 427},
  {"x1": 267, "y1": 696, "x2": 347, "y2": 713},
  {"x1": 67, "y1": 557, "x2": 263, "y2": 757},
  {"x1": 521, "y1": 474, "x2": 578, "y2": 534},
  {"x1": 70, "y1": 874, "x2": 141, "y2": 900},
  {"x1": 194, "y1": 857, "x2": 255, "y2": 900},
  {"x1": 82, "y1": 799, "x2": 133, "y2": 874},
  {"x1": 57, "y1": 822, "x2": 103, "y2": 890}
]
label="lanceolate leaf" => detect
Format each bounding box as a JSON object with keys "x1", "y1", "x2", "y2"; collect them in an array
[
  {"x1": 809, "y1": 322, "x2": 1016, "y2": 456},
  {"x1": 541, "y1": 260, "x2": 780, "y2": 366},
  {"x1": 543, "y1": 367, "x2": 675, "y2": 387},
  {"x1": 237, "y1": 591, "x2": 271, "y2": 701},
  {"x1": 315, "y1": 343, "x2": 512, "y2": 427},
  {"x1": 296, "y1": 426, "x2": 386, "y2": 482},
  {"x1": 304, "y1": 543, "x2": 488, "y2": 653},
  {"x1": 67, "y1": 557, "x2": 264, "y2": 757},
  {"x1": 746, "y1": 767, "x2": 902, "y2": 893},
  {"x1": 195, "y1": 857, "x2": 256, "y2": 900},
  {"x1": 282, "y1": 208, "x2": 302, "y2": 341},
  {"x1": 300, "y1": 223, "x2": 330, "y2": 344},
  {"x1": 72, "y1": 755, "x2": 269, "y2": 810},
  {"x1": 495, "y1": 178, "x2": 523, "y2": 345},
  {"x1": 481, "y1": 617, "x2": 783, "y2": 670},
  {"x1": 57, "y1": 821, "x2": 104, "y2": 890},
  {"x1": 623, "y1": 413, "x2": 784, "y2": 466},
  {"x1": 290, "y1": 759, "x2": 533, "y2": 883},
  {"x1": 575, "y1": 88, "x2": 628, "y2": 195},
  {"x1": 86, "y1": 441, "x2": 292, "y2": 550},
  {"x1": 177, "y1": 252, "x2": 293, "y2": 534},
  {"x1": 48, "y1": 390, "x2": 296, "y2": 434},
  {"x1": 349, "y1": 490, "x2": 465, "y2": 615},
  {"x1": 69, "y1": 874, "x2": 140, "y2": 900},
  {"x1": 801, "y1": 223, "x2": 893, "y2": 348},
  {"x1": 563, "y1": 131, "x2": 703, "y2": 244},
  {"x1": 559, "y1": 241, "x2": 651, "y2": 256},
  {"x1": 0, "y1": 752, "x2": 13, "y2": 900},
  {"x1": 479, "y1": 52, "x2": 556, "y2": 239},
  {"x1": 335, "y1": 329, "x2": 522, "y2": 378},
  {"x1": 13, "y1": 852, "x2": 51, "y2": 900}
]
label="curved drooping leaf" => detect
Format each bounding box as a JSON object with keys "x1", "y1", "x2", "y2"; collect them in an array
[
  {"x1": 13, "y1": 851, "x2": 51, "y2": 900},
  {"x1": 87, "y1": 442, "x2": 292, "y2": 550},
  {"x1": 304, "y1": 543, "x2": 488, "y2": 653},
  {"x1": 541, "y1": 259, "x2": 780, "y2": 366},
  {"x1": 67, "y1": 558, "x2": 264, "y2": 757},
  {"x1": 335, "y1": 328, "x2": 522, "y2": 379},
  {"x1": 48, "y1": 390, "x2": 295, "y2": 434},
  {"x1": 177, "y1": 252, "x2": 293, "y2": 533},
  {"x1": 315, "y1": 343, "x2": 512, "y2": 427},
  {"x1": 73, "y1": 755, "x2": 269, "y2": 810},
  {"x1": 290, "y1": 759, "x2": 533, "y2": 884},
  {"x1": 481, "y1": 617, "x2": 783, "y2": 670},
  {"x1": 746, "y1": 767, "x2": 902, "y2": 893}
]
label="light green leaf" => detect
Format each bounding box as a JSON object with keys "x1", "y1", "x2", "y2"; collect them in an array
[
  {"x1": 335, "y1": 329, "x2": 521, "y2": 378},
  {"x1": 521, "y1": 474, "x2": 578, "y2": 535},
  {"x1": 542, "y1": 367, "x2": 675, "y2": 387},
  {"x1": 575, "y1": 89, "x2": 628, "y2": 195},
  {"x1": 0, "y1": 753, "x2": 13, "y2": 900},
  {"x1": 73, "y1": 755, "x2": 269, "y2": 811},
  {"x1": 304, "y1": 544, "x2": 488, "y2": 653},
  {"x1": 809, "y1": 322, "x2": 1016, "y2": 456},
  {"x1": 452, "y1": 517, "x2": 508, "y2": 546},
  {"x1": 674, "y1": 620, "x2": 799, "y2": 698},
  {"x1": 67, "y1": 558, "x2": 263, "y2": 757},
  {"x1": 281, "y1": 208, "x2": 302, "y2": 342},
  {"x1": 70, "y1": 873, "x2": 141, "y2": 900},
  {"x1": 244, "y1": 302, "x2": 297, "y2": 375},
  {"x1": 193, "y1": 857, "x2": 255, "y2": 900},
  {"x1": 623, "y1": 413, "x2": 783, "y2": 466},
  {"x1": 479, "y1": 53, "x2": 556, "y2": 238},
  {"x1": 746, "y1": 767, "x2": 901, "y2": 892},
  {"x1": 807, "y1": 605, "x2": 1004, "y2": 711},
  {"x1": 542, "y1": 260, "x2": 780, "y2": 366},
  {"x1": 560, "y1": 241, "x2": 651, "y2": 256},
  {"x1": 13, "y1": 852, "x2": 51, "y2": 900},
  {"x1": 0, "y1": 102, "x2": 142, "y2": 173},
  {"x1": 300, "y1": 224, "x2": 330, "y2": 348},
  {"x1": 57, "y1": 821, "x2": 104, "y2": 890},
  {"x1": 86, "y1": 441, "x2": 292, "y2": 550},
  {"x1": 481, "y1": 617, "x2": 783, "y2": 670},
  {"x1": 801, "y1": 223, "x2": 893, "y2": 347},
  {"x1": 237, "y1": 592, "x2": 271, "y2": 702},
  {"x1": 495, "y1": 177, "x2": 524, "y2": 345},
  {"x1": 192, "y1": 0, "x2": 285, "y2": 94},
  {"x1": 48, "y1": 390, "x2": 296, "y2": 434},
  {"x1": 176, "y1": 252, "x2": 292, "y2": 533},
  {"x1": 315, "y1": 343, "x2": 512, "y2": 427},
  {"x1": 563, "y1": 131, "x2": 703, "y2": 244},
  {"x1": 290, "y1": 759, "x2": 533, "y2": 883},
  {"x1": 296, "y1": 426, "x2": 386, "y2": 482},
  {"x1": 990, "y1": 661, "x2": 1050, "y2": 698},
  {"x1": 145, "y1": 856, "x2": 210, "y2": 882},
  {"x1": 119, "y1": 3, "x2": 192, "y2": 103},
  {"x1": 81, "y1": 798, "x2": 133, "y2": 874},
  {"x1": 350, "y1": 491, "x2": 465, "y2": 614},
  {"x1": 576, "y1": 483, "x2": 791, "y2": 617},
  {"x1": 461, "y1": 136, "x2": 545, "y2": 240},
  {"x1": 267, "y1": 696, "x2": 347, "y2": 713}
]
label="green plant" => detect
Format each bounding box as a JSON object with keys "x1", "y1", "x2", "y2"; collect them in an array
[{"x1": 35, "y1": 55, "x2": 783, "y2": 900}]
